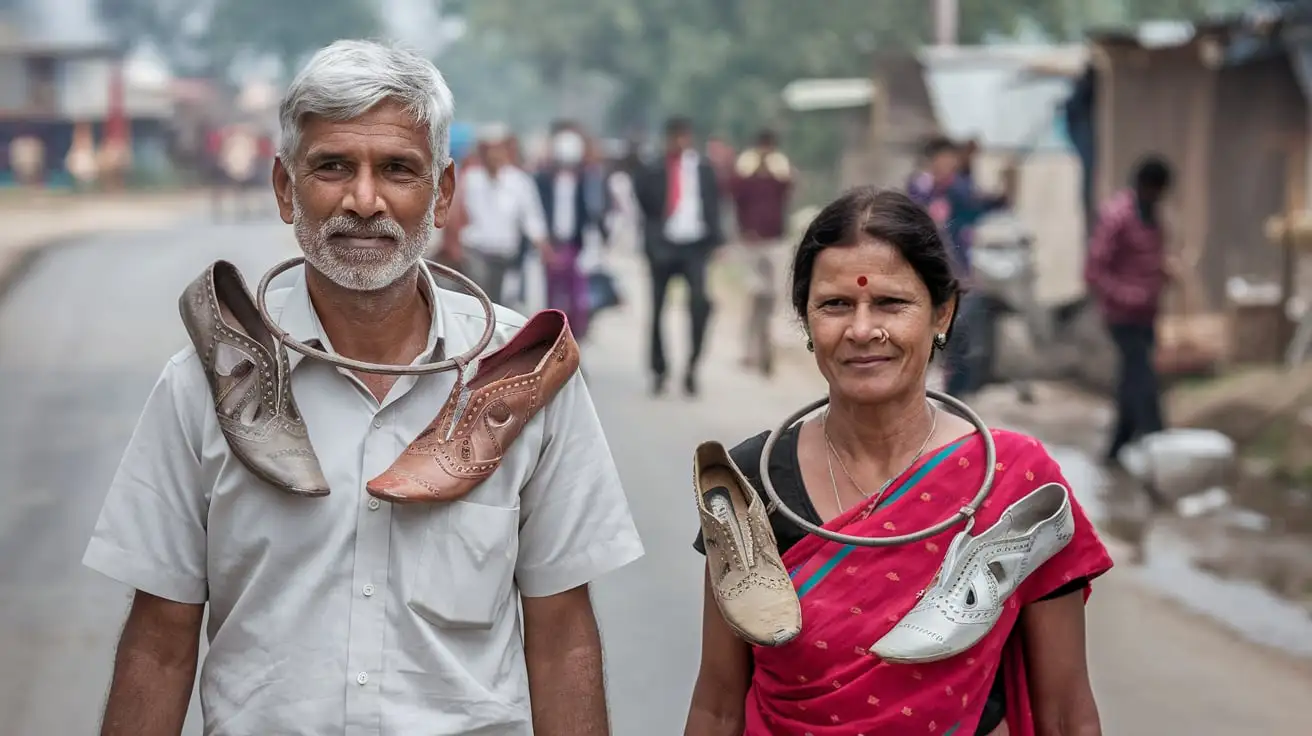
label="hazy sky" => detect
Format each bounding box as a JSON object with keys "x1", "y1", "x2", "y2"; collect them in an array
[{"x1": 20, "y1": 0, "x2": 451, "y2": 54}]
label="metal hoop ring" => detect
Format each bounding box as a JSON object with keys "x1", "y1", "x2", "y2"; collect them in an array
[
  {"x1": 255, "y1": 257, "x2": 497, "y2": 376},
  {"x1": 759, "y1": 388, "x2": 997, "y2": 547}
]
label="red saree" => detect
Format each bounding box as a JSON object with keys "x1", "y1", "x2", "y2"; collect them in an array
[{"x1": 744, "y1": 429, "x2": 1113, "y2": 735}]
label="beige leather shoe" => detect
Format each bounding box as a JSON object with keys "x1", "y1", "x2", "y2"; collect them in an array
[
  {"x1": 179, "y1": 260, "x2": 330, "y2": 496},
  {"x1": 695, "y1": 441, "x2": 802, "y2": 647},
  {"x1": 367, "y1": 309, "x2": 579, "y2": 503}
]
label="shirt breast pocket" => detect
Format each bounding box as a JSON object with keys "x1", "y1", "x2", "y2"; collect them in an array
[{"x1": 408, "y1": 500, "x2": 521, "y2": 630}]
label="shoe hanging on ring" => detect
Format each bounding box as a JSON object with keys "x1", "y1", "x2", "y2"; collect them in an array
[
  {"x1": 178, "y1": 256, "x2": 501, "y2": 497},
  {"x1": 869, "y1": 482, "x2": 1075, "y2": 664},
  {"x1": 694, "y1": 440, "x2": 802, "y2": 647},
  {"x1": 742, "y1": 389, "x2": 998, "y2": 651},
  {"x1": 179, "y1": 260, "x2": 330, "y2": 496},
  {"x1": 366, "y1": 309, "x2": 580, "y2": 504},
  {"x1": 754, "y1": 391, "x2": 1075, "y2": 662}
]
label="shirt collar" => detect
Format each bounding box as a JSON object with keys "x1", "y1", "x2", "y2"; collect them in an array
[{"x1": 273, "y1": 262, "x2": 447, "y2": 372}]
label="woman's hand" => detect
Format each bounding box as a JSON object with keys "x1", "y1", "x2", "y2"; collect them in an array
[{"x1": 684, "y1": 567, "x2": 752, "y2": 736}]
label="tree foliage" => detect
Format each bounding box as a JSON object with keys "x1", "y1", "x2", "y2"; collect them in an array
[
  {"x1": 457, "y1": 0, "x2": 1252, "y2": 143},
  {"x1": 205, "y1": 0, "x2": 380, "y2": 73},
  {"x1": 97, "y1": 0, "x2": 381, "y2": 76}
]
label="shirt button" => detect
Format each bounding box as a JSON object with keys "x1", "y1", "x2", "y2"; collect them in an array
[
  {"x1": 362, "y1": 584, "x2": 375, "y2": 597},
  {"x1": 356, "y1": 671, "x2": 369, "y2": 685},
  {"x1": 368, "y1": 498, "x2": 381, "y2": 511},
  {"x1": 373, "y1": 418, "x2": 383, "y2": 429}
]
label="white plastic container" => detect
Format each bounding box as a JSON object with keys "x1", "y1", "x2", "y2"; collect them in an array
[{"x1": 1118, "y1": 428, "x2": 1237, "y2": 500}]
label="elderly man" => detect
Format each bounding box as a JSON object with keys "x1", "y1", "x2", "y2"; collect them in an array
[{"x1": 82, "y1": 40, "x2": 643, "y2": 736}]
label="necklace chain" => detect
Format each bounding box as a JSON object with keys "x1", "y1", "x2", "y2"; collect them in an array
[{"x1": 823, "y1": 401, "x2": 939, "y2": 514}]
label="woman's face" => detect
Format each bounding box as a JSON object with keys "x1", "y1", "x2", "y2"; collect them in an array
[{"x1": 805, "y1": 238, "x2": 954, "y2": 405}]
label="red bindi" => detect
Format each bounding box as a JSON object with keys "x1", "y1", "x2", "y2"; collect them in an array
[{"x1": 857, "y1": 275, "x2": 868, "y2": 287}]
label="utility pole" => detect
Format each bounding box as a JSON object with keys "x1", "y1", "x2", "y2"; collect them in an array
[{"x1": 932, "y1": 0, "x2": 958, "y2": 47}]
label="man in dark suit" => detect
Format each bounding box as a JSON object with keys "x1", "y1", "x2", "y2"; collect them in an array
[{"x1": 635, "y1": 116, "x2": 724, "y2": 397}]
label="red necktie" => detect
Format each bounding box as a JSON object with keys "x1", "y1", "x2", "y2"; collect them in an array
[{"x1": 665, "y1": 154, "x2": 682, "y2": 218}]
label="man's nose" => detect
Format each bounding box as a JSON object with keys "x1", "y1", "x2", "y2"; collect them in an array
[{"x1": 342, "y1": 169, "x2": 386, "y2": 219}]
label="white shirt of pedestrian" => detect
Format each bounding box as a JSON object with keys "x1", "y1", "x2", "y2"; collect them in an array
[
  {"x1": 460, "y1": 165, "x2": 549, "y2": 256},
  {"x1": 83, "y1": 262, "x2": 644, "y2": 735},
  {"x1": 552, "y1": 170, "x2": 578, "y2": 242},
  {"x1": 664, "y1": 149, "x2": 707, "y2": 245}
]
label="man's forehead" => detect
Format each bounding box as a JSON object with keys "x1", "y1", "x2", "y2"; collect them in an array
[{"x1": 300, "y1": 110, "x2": 430, "y2": 155}]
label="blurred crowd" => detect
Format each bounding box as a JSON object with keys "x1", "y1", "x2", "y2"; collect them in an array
[{"x1": 432, "y1": 118, "x2": 796, "y2": 398}]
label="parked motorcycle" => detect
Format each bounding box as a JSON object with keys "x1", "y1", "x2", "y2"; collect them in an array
[{"x1": 968, "y1": 212, "x2": 1117, "y2": 399}]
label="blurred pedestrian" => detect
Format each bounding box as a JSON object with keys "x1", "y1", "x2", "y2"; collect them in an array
[
  {"x1": 458, "y1": 123, "x2": 553, "y2": 304},
  {"x1": 635, "y1": 116, "x2": 725, "y2": 397},
  {"x1": 535, "y1": 124, "x2": 610, "y2": 341},
  {"x1": 906, "y1": 136, "x2": 1011, "y2": 398},
  {"x1": 731, "y1": 127, "x2": 793, "y2": 376},
  {"x1": 1086, "y1": 155, "x2": 1175, "y2": 472}
]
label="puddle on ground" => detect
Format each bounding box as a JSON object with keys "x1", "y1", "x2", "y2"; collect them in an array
[{"x1": 1047, "y1": 445, "x2": 1312, "y2": 659}]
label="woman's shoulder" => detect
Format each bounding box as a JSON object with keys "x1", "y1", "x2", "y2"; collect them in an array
[
  {"x1": 948, "y1": 428, "x2": 1064, "y2": 479},
  {"x1": 982, "y1": 428, "x2": 1058, "y2": 462},
  {"x1": 728, "y1": 424, "x2": 801, "y2": 479}
]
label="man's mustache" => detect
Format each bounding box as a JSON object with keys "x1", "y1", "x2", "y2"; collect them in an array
[{"x1": 322, "y1": 216, "x2": 405, "y2": 240}]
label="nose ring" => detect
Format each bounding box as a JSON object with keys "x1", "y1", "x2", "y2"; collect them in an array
[{"x1": 875, "y1": 328, "x2": 890, "y2": 343}]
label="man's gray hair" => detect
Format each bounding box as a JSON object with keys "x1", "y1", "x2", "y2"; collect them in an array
[{"x1": 278, "y1": 39, "x2": 455, "y2": 170}]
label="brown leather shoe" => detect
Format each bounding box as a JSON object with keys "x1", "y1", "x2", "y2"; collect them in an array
[
  {"x1": 366, "y1": 309, "x2": 579, "y2": 503},
  {"x1": 695, "y1": 441, "x2": 802, "y2": 646},
  {"x1": 179, "y1": 260, "x2": 330, "y2": 496}
]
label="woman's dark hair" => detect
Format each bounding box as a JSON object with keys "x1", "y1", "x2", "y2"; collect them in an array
[{"x1": 790, "y1": 187, "x2": 961, "y2": 334}]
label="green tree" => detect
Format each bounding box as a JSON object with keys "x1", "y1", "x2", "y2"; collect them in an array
[
  {"x1": 205, "y1": 0, "x2": 381, "y2": 75},
  {"x1": 97, "y1": 0, "x2": 381, "y2": 77},
  {"x1": 461, "y1": 0, "x2": 931, "y2": 140}
]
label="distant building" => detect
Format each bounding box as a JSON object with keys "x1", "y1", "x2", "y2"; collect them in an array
[{"x1": 0, "y1": 19, "x2": 174, "y2": 188}]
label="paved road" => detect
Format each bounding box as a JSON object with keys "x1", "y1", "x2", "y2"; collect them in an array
[{"x1": 2, "y1": 219, "x2": 1311, "y2": 735}]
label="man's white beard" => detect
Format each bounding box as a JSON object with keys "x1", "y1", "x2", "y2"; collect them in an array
[{"x1": 292, "y1": 190, "x2": 435, "y2": 292}]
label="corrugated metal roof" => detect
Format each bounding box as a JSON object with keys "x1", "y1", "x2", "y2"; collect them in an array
[
  {"x1": 780, "y1": 78, "x2": 876, "y2": 111},
  {"x1": 917, "y1": 45, "x2": 1084, "y2": 152}
]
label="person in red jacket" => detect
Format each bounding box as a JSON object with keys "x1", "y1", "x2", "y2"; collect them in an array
[
  {"x1": 731, "y1": 128, "x2": 793, "y2": 376},
  {"x1": 1084, "y1": 155, "x2": 1175, "y2": 469}
]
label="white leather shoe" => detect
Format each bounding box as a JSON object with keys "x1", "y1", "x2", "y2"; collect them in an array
[{"x1": 870, "y1": 482, "x2": 1075, "y2": 664}]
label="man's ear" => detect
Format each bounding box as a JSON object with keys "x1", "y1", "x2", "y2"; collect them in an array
[
  {"x1": 273, "y1": 157, "x2": 294, "y2": 224},
  {"x1": 433, "y1": 162, "x2": 457, "y2": 229}
]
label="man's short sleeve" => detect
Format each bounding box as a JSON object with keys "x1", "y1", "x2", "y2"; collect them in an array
[
  {"x1": 82, "y1": 354, "x2": 209, "y2": 604},
  {"x1": 515, "y1": 373, "x2": 644, "y2": 598}
]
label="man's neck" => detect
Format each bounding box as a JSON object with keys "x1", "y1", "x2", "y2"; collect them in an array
[{"x1": 304, "y1": 264, "x2": 431, "y2": 368}]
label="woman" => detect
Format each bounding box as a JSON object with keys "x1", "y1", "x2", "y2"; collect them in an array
[{"x1": 685, "y1": 188, "x2": 1112, "y2": 735}]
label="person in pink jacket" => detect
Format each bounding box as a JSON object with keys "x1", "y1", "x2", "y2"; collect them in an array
[{"x1": 1084, "y1": 155, "x2": 1174, "y2": 472}]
